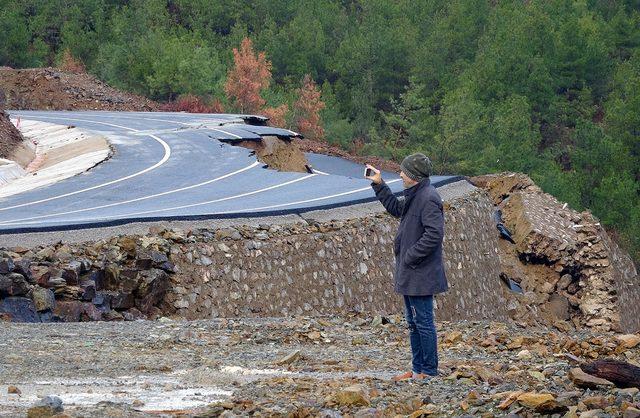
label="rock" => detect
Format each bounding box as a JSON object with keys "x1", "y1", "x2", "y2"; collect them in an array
[
  {"x1": 150, "y1": 250, "x2": 168, "y2": 265},
  {"x1": 0, "y1": 297, "x2": 40, "y2": 322},
  {"x1": 582, "y1": 396, "x2": 608, "y2": 410},
  {"x1": 516, "y1": 392, "x2": 555, "y2": 409},
  {"x1": 215, "y1": 228, "x2": 242, "y2": 241},
  {"x1": 557, "y1": 274, "x2": 573, "y2": 290},
  {"x1": 534, "y1": 399, "x2": 568, "y2": 415},
  {"x1": 7, "y1": 385, "x2": 21, "y2": 394},
  {"x1": 568, "y1": 367, "x2": 614, "y2": 389},
  {"x1": 0, "y1": 272, "x2": 30, "y2": 296},
  {"x1": 92, "y1": 291, "x2": 113, "y2": 310},
  {"x1": 579, "y1": 409, "x2": 604, "y2": 418},
  {"x1": 54, "y1": 301, "x2": 103, "y2": 322},
  {"x1": 102, "y1": 264, "x2": 120, "y2": 290},
  {"x1": 27, "y1": 395, "x2": 63, "y2": 418},
  {"x1": 111, "y1": 292, "x2": 135, "y2": 310},
  {"x1": 0, "y1": 257, "x2": 15, "y2": 274},
  {"x1": 624, "y1": 407, "x2": 640, "y2": 418},
  {"x1": 61, "y1": 261, "x2": 83, "y2": 285},
  {"x1": 275, "y1": 350, "x2": 301, "y2": 365},
  {"x1": 616, "y1": 334, "x2": 640, "y2": 350},
  {"x1": 444, "y1": 330, "x2": 463, "y2": 344},
  {"x1": 331, "y1": 385, "x2": 370, "y2": 407},
  {"x1": 318, "y1": 409, "x2": 344, "y2": 418},
  {"x1": 135, "y1": 269, "x2": 169, "y2": 313},
  {"x1": 32, "y1": 287, "x2": 56, "y2": 312},
  {"x1": 79, "y1": 280, "x2": 96, "y2": 301},
  {"x1": 516, "y1": 349, "x2": 532, "y2": 359},
  {"x1": 13, "y1": 259, "x2": 33, "y2": 282}
]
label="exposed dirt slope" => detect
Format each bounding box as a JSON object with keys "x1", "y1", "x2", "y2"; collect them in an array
[
  {"x1": 471, "y1": 173, "x2": 640, "y2": 333},
  {"x1": 237, "y1": 136, "x2": 309, "y2": 172},
  {"x1": 0, "y1": 109, "x2": 23, "y2": 160},
  {"x1": 0, "y1": 67, "x2": 157, "y2": 111}
]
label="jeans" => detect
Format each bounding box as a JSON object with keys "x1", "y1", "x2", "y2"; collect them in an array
[{"x1": 403, "y1": 295, "x2": 438, "y2": 376}]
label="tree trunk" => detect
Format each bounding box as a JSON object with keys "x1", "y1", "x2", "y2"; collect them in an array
[{"x1": 581, "y1": 359, "x2": 640, "y2": 388}]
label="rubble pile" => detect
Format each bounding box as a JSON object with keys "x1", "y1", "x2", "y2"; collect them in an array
[
  {"x1": 0, "y1": 67, "x2": 157, "y2": 111},
  {"x1": 472, "y1": 173, "x2": 640, "y2": 333},
  {"x1": 0, "y1": 234, "x2": 176, "y2": 322}
]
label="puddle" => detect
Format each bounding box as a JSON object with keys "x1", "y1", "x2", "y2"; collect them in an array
[{"x1": 0, "y1": 374, "x2": 231, "y2": 412}]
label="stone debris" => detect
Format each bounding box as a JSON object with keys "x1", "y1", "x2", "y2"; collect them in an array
[
  {"x1": 472, "y1": 172, "x2": 640, "y2": 333},
  {"x1": 0, "y1": 316, "x2": 638, "y2": 416},
  {"x1": 0, "y1": 234, "x2": 175, "y2": 322}
]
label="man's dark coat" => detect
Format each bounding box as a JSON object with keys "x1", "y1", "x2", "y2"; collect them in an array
[{"x1": 372, "y1": 178, "x2": 448, "y2": 296}]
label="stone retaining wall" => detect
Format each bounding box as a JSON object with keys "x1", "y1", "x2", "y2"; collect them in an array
[{"x1": 166, "y1": 186, "x2": 512, "y2": 321}]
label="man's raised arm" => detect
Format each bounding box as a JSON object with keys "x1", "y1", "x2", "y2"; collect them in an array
[{"x1": 366, "y1": 164, "x2": 403, "y2": 218}]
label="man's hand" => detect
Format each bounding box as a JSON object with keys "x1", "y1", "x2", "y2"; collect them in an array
[{"x1": 365, "y1": 164, "x2": 382, "y2": 184}]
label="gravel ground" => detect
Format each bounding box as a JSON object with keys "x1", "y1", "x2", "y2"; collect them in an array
[{"x1": 1, "y1": 315, "x2": 638, "y2": 417}]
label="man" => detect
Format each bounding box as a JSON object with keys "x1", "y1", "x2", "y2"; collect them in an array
[{"x1": 365, "y1": 153, "x2": 448, "y2": 381}]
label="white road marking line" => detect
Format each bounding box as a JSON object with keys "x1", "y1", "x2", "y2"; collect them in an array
[
  {"x1": 0, "y1": 162, "x2": 261, "y2": 225},
  {"x1": 214, "y1": 179, "x2": 403, "y2": 214},
  {"x1": 0, "y1": 174, "x2": 317, "y2": 226},
  {"x1": 0, "y1": 116, "x2": 171, "y2": 211},
  {"x1": 313, "y1": 169, "x2": 330, "y2": 176},
  {"x1": 85, "y1": 114, "x2": 249, "y2": 139}
]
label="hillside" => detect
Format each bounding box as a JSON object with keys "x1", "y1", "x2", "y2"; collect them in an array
[
  {"x1": 0, "y1": 67, "x2": 157, "y2": 111},
  {"x1": 1, "y1": 0, "x2": 637, "y2": 262}
]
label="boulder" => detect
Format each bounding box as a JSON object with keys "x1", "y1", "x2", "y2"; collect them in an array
[
  {"x1": 0, "y1": 257, "x2": 15, "y2": 274},
  {"x1": 0, "y1": 297, "x2": 40, "y2": 322},
  {"x1": 13, "y1": 259, "x2": 33, "y2": 282},
  {"x1": 135, "y1": 269, "x2": 169, "y2": 313},
  {"x1": 568, "y1": 367, "x2": 614, "y2": 389},
  {"x1": 32, "y1": 287, "x2": 55, "y2": 312},
  {"x1": 0, "y1": 272, "x2": 30, "y2": 296}
]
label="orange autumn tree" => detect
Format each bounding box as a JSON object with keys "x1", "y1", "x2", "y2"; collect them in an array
[
  {"x1": 293, "y1": 74, "x2": 325, "y2": 139},
  {"x1": 224, "y1": 38, "x2": 269, "y2": 112},
  {"x1": 225, "y1": 37, "x2": 289, "y2": 126}
]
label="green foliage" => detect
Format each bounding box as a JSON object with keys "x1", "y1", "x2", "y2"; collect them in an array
[{"x1": 0, "y1": 0, "x2": 638, "y2": 262}]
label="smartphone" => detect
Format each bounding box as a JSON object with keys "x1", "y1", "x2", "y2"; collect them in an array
[{"x1": 364, "y1": 167, "x2": 373, "y2": 177}]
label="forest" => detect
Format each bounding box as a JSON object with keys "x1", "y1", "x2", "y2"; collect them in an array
[{"x1": 0, "y1": 0, "x2": 639, "y2": 260}]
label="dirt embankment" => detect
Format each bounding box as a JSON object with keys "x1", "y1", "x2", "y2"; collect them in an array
[
  {"x1": 0, "y1": 109, "x2": 23, "y2": 159},
  {"x1": 471, "y1": 173, "x2": 640, "y2": 333},
  {"x1": 237, "y1": 136, "x2": 309, "y2": 172},
  {"x1": 0, "y1": 67, "x2": 157, "y2": 111}
]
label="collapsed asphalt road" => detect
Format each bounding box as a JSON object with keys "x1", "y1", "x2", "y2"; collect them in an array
[{"x1": 1, "y1": 111, "x2": 461, "y2": 233}]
